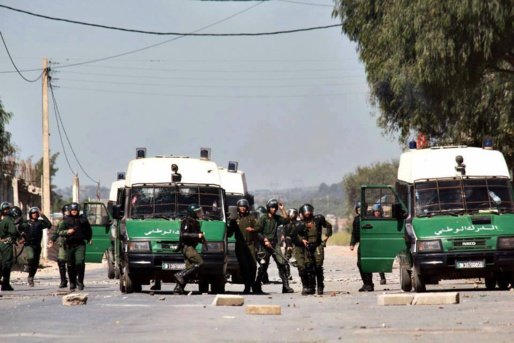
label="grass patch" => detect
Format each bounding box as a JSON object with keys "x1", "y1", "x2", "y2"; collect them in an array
[{"x1": 327, "y1": 231, "x2": 351, "y2": 246}]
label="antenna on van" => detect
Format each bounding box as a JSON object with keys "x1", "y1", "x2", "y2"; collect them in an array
[{"x1": 455, "y1": 155, "x2": 466, "y2": 176}]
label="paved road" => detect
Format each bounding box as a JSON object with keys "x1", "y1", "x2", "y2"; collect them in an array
[{"x1": 1, "y1": 246, "x2": 513, "y2": 342}]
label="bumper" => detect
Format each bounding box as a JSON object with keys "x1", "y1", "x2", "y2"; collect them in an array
[
  {"x1": 127, "y1": 252, "x2": 226, "y2": 283},
  {"x1": 414, "y1": 250, "x2": 514, "y2": 279}
]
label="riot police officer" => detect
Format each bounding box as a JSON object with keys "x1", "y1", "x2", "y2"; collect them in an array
[
  {"x1": 283, "y1": 208, "x2": 300, "y2": 281},
  {"x1": 19, "y1": 207, "x2": 52, "y2": 287},
  {"x1": 174, "y1": 204, "x2": 205, "y2": 295},
  {"x1": 228, "y1": 198, "x2": 258, "y2": 294},
  {"x1": 254, "y1": 198, "x2": 294, "y2": 294},
  {"x1": 59, "y1": 202, "x2": 92, "y2": 291},
  {"x1": 350, "y1": 202, "x2": 386, "y2": 291},
  {"x1": 48, "y1": 204, "x2": 70, "y2": 288},
  {"x1": 0, "y1": 205, "x2": 23, "y2": 291},
  {"x1": 297, "y1": 203, "x2": 332, "y2": 295}
]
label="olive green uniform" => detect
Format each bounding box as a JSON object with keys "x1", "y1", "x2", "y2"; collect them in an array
[
  {"x1": 228, "y1": 213, "x2": 258, "y2": 292},
  {"x1": 50, "y1": 220, "x2": 69, "y2": 287},
  {"x1": 0, "y1": 216, "x2": 20, "y2": 290}
]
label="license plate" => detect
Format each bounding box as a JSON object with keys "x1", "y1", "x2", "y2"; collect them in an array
[
  {"x1": 161, "y1": 243, "x2": 178, "y2": 250},
  {"x1": 456, "y1": 260, "x2": 485, "y2": 269},
  {"x1": 162, "y1": 263, "x2": 185, "y2": 270}
]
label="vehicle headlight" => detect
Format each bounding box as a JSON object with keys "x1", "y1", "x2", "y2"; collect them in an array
[
  {"x1": 205, "y1": 242, "x2": 224, "y2": 253},
  {"x1": 127, "y1": 241, "x2": 151, "y2": 253},
  {"x1": 498, "y1": 237, "x2": 514, "y2": 250},
  {"x1": 227, "y1": 242, "x2": 236, "y2": 253},
  {"x1": 416, "y1": 240, "x2": 442, "y2": 253}
]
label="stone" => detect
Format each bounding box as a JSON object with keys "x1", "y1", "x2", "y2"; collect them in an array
[
  {"x1": 212, "y1": 295, "x2": 245, "y2": 306},
  {"x1": 245, "y1": 304, "x2": 281, "y2": 315},
  {"x1": 412, "y1": 292, "x2": 459, "y2": 305},
  {"x1": 377, "y1": 293, "x2": 414, "y2": 306},
  {"x1": 62, "y1": 293, "x2": 88, "y2": 306}
]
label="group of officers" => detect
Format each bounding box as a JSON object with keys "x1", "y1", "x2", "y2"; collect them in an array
[
  {"x1": 0, "y1": 202, "x2": 92, "y2": 292},
  {"x1": 228, "y1": 198, "x2": 333, "y2": 295}
]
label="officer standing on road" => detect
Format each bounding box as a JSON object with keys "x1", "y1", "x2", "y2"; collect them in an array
[
  {"x1": 297, "y1": 203, "x2": 332, "y2": 295},
  {"x1": 19, "y1": 207, "x2": 52, "y2": 287},
  {"x1": 0, "y1": 205, "x2": 23, "y2": 291},
  {"x1": 228, "y1": 198, "x2": 258, "y2": 294},
  {"x1": 254, "y1": 198, "x2": 294, "y2": 294},
  {"x1": 174, "y1": 204, "x2": 205, "y2": 295},
  {"x1": 48, "y1": 204, "x2": 70, "y2": 288},
  {"x1": 59, "y1": 202, "x2": 92, "y2": 291},
  {"x1": 350, "y1": 202, "x2": 386, "y2": 292},
  {"x1": 283, "y1": 208, "x2": 300, "y2": 281}
]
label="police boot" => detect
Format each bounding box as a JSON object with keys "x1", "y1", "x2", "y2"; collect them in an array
[
  {"x1": 150, "y1": 279, "x2": 161, "y2": 291},
  {"x1": 300, "y1": 272, "x2": 311, "y2": 296},
  {"x1": 315, "y1": 267, "x2": 324, "y2": 295},
  {"x1": 68, "y1": 265, "x2": 77, "y2": 291},
  {"x1": 379, "y1": 272, "x2": 387, "y2": 285},
  {"x1": 77, "y1": 264, "x2": 85, "y2": 290},
  {"x1": 285, "y1": 262, "x2": 292, "y2": 281},
  {"x1": 1, "y1": 268, "x2": 13, "y2": 291},
  {"x1": 358, "y1": 272, "x2": 374, "y2": 292},
  {"x1": 308, "y1": 272, "x2": 316, "y2": 295},
  {"x1": 262, "y1": 270, "x2": 270, "y2": 284},
  {"x1": 27, "y1": 276, "x2": 34, "y2": 287},
  {"x1": 279, "y1": 268, "x2": 294, "y2": 293},
  {"x1": 253, "y1": 266, "x2": 266, "y2": 294},
  {"x1": 58, "y1": 261, "x2": 68, "y2": 288},
  {"x1": 174, "y1": 265, "x2": 198, "y2": 294},
  {"x1": 243, "y1": 283, "x2": 252, "y2": 294}
]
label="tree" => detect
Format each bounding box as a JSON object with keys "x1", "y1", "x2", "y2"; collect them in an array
[
  {"x1": 342, "y1": 160, "x2": 399, "y2": 216},
  {"x1": 35, "y1": 153, "x2": 64, "y2": 211},
  {"x1": 0, "y1": 100, "x2": 16, "y2": 172},
  {"x1": 333, "y1": 1, "x2": 514, "y2": 165}
]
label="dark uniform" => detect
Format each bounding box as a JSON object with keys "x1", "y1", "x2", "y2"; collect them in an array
[
  {"x1": 59, "y1": 203, "x2": 92, "y2": 291},
  {"x1": 350, "y1": 203, "x2": 385, "y2": 292},
  {"x1": 0, "y1": 205, "x2": 22, "y2": 291},
  {"x1": 19, "y1": 207, "x2": 52, "y2": 287},
  {"x1": 297, "y1": 204, "x2": 333, "y2": 295},
  {"x1": 49, "y1": 205, "x2": 70, "y2": 288},
  {"x1": 254, "y1": 198, "x2": 294, "y2": 294},
  {"x1": 228, "y1": 199, "x2": 258, "y2": 293},
  {"x1": 283, "y1": 208, "x2": 300, "y2": 281},
  {"x1": 174, "y1": 204, "x2": 204, "y2": 295}
]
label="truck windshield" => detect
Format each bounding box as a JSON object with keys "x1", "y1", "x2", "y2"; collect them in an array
[
  {"x1": 128, "y1": 185, "x2": 224, "y2": 220},
  {"x1": 414, "y1": 177, "x2": 514, "y2": 217}
]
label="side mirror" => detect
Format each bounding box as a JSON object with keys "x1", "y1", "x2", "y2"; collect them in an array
[
  {"x1": 392, "y1": 203, "x2": 406, "y2": 219},
  {"x1": 113, "y1": 204, "x2": 124, "y2": 220}
]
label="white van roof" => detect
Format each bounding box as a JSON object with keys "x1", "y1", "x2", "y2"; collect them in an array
[
  {"x1": 125, "y1": 156, "x2": 221, "y2": 187},
  {"x1": 218, "y1": 167, "x2": 248, "y2": 195},
  {"x1": 398, "y1": 146, "x2": 510, "y2": 183},
  {"x1": 109, "y1": 179, "x2": 125, "y2": 201}
]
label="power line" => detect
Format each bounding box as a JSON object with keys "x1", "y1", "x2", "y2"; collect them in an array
[
  {"x1": 48, "y1": 81, "x2": 100, "y2": 185},
  {"x1": 275, "y1": 0, "x2": 334, "y2": 7},
  {"x1": 0, "y1": 4, "x2": 341, "y2": 37},
  {"x1": 0, "y1": 31, "x2": 44, "y2": 82}
]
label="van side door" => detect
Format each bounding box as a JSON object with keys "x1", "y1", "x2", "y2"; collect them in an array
[
  {"x1": 83, "y1": 202, "x2": 112, "y2": 263},
  {"x1": 359, "y1": 185, "x2": 407, "y2": 273}
]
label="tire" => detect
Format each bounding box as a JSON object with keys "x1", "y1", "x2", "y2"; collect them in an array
[
  {"x1": 107, "y1": 252, "x2": 115, "y2": 280},
  {"x1": 497, "y1": 274, "x2": 510, "y2": 290},
  {"x1": 411, "y1": 267, "x2": 426, "y2": 293},
  {"x1": 123, "y1": 265, "x2": 142, "y2": 293},
  {"x1": 485, "y1": 277, "x2": 496, "y2": 290},
  {"x1": 400, "y1": 265, "x2": 412, "y2": 292}
]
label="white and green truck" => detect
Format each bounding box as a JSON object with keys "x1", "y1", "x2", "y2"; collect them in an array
[
  {"x1": 112, "y1": 151, "x2": 228, "y2": 293},
  {"x1": 360, "y1": 145, "x2": 514, "y2": 292}
]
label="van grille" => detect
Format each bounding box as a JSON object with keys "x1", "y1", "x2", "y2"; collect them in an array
[{"x1": 448, "y1": 237, "x2": 491, "y2": 251}]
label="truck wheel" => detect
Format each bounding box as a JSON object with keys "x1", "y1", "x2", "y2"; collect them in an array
[
  {"x1": 497, "y1": 274, "x2": 510, "y2": 290},
  {"x1": 107, "y1": 252, "x2": 115, "y2": 280},
  {"x1": 211, "y1": 275, "x2": 226, "y2": 294},
  {"x1": 411, "y1": 267, "x2": 426, "y2": 293},
  {"x1": 400, "y1": 265, "x2": 412, "y2": 292},
  {"x1": 123, "y1": 266, "x2": 142, "y2": 293},
  {"x1": 485, "y1": 277, "x2": 496, "y2": 290}
]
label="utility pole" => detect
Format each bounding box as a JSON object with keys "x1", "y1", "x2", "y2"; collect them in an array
[{"x1": 42, "y1": 58, "x2": 50, "y2": 259}]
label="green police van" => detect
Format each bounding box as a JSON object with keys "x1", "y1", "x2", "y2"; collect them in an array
[
  {"x1": 112, "y1": 149, "x2": 228, "y2": 293},
  {"x1": 360, "y1": 145, "x2": 514, "y2": 292}
]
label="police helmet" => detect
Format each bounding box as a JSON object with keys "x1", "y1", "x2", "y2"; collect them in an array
[
  {"x1": 236, "y1": 198, "x2": 250, "y2": 210},
  {"x1": 354, "y1": 201, "x2": 361, "y2": 214},
  {"x1": 266, "y1": 198, "x2": 279, "y2": 211},
  {"x1": 372, "y1": 203, "x2": 383, "y2": 214},
  {"x1": 187, "y1": 204, "x2": 202, "y2": 217},
  {"x1": 299, "y1": 203, "x2": 314, "y2": 217},
  {"x1": 29, "y1": 207, "x2": 40, "y2": 216},
  {"x1": 69, "y1": 202, "x2": 80, "y2": 212},
  {"x1": 287, "y1": 208, "x2": 298, "y2": 220},
  {"x1": 61, "y1": 204, "x2": 70, "y2": 215},
  {"x1": 0, "y1": 201, "x2": 11, "y2": 212},
  {"x1": 9, "y1": 206, "x2": 22, "y2": 218}
]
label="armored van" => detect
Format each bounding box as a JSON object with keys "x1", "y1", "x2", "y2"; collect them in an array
[
  {"x1": 113, "y1": 152, "x2": 228, "y2": 293},
  {"x1": 360, "y1": 145, "x2": 514, "y2": 292}
]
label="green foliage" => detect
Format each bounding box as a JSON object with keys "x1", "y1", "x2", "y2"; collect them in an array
[
  {"x1": 0, "y1": 100, "x2": 16, "y2": 171},
  {"x1": 333, "y1": 1, "x2": 514, "y2": 165},
  {"x1": 342, "y1": 160, "x2": 399, "y2": 216}
]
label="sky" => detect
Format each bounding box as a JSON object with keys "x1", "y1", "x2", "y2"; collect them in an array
[{"x1": 0, "y1": 0, "x2": 403, "y2": 192}]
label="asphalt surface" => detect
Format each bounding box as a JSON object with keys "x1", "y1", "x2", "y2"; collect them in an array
[{"x1": 1, "y1": 246, "x2": 514, "y2": 342}]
